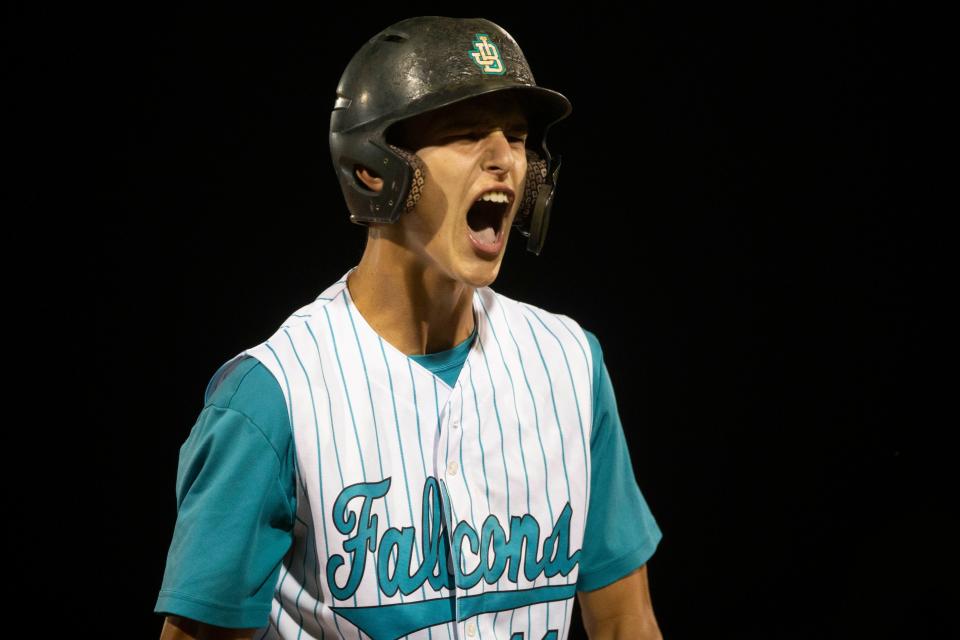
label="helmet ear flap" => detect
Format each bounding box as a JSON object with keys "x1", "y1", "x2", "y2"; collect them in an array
[
  {"x1": 387, "y1": 144, "x2": 428, "y2": 215},
  {"x1": 515, "y1": 149, "x2": 548, "y2": 235}
]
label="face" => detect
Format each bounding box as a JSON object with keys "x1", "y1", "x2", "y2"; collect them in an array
[{"x1": 382, "y1": 93, "x2": 529, "y2": 288}]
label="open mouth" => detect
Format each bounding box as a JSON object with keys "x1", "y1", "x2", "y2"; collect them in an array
[{"x1": 466, "y1": 199, "x2": 510, "y2": 245}]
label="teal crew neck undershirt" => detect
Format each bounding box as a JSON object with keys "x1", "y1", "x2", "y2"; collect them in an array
[{"x1": 407, "y1": 323, "x2": 478, "y2": 388}]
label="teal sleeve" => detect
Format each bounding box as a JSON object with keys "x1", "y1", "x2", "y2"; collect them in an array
[
  {"x1": 576, "y1": 330, "x2": 663, "y2": 592},
  {"x1": 154, "y1": 356, "x2": 297, "y2": 628}
]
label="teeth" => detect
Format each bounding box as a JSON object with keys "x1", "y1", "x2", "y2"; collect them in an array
[{"x1": 478, "y1": 191, "x2": 510, "y2": 203}]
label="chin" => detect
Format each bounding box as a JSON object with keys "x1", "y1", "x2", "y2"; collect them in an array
[{"x1": 457, "y1": 259, "x2": 504, "y2": 289}]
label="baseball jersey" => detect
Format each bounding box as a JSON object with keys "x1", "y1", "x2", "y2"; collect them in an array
[{"x1": 155, "y1": 266, "x2": 662, "y2": 640}]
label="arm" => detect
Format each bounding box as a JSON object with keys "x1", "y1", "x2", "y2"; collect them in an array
[
  {"x1": 577, "y1": 563, "x2": 662, "y2": 640},
  {"x1": 159, "y1": 615, "x2": 257, "y2": 640},
  {"x1": 155, "y1": 360, "x2": 295, "y2": 636}
]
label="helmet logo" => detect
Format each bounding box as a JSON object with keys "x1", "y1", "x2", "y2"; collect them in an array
[{"x1": 468, "y1": 33, "x2": 506, "y2": 75}]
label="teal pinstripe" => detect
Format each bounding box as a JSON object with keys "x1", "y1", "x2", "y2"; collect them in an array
[
  {"x1": 524, "y1": 308, "x2": 590, "y2": 533},
  {"x1": 501, "y1": 306, "x2": 555, "y2": 528},
  {"x1": 521, "y1": 313, "x2": 572, "y2": 510},
  {"x1": 480, "y1": 296, "x2": 532, "y2": 638},
  {"x1": 304, "y1": 321, "x2": 350, "y2": 639},
  {"x1": 342, "y1": 293, "x2": 397, "y2": 610},
  {"x1": 377, "y1": 337, "x2": 428, "y2": 594},
  {"x1": 281, "y1": 330, "x2": 323, "y2": 638},
  {"x1": 323, "y1": 303, "x2": 371, "y2": 615},
  {"x1": 263, "y1": 342, "x2": 299, "y2": 636},
  {"x1": 465, "y1": 360, "x2": 492, "y2": 517}
]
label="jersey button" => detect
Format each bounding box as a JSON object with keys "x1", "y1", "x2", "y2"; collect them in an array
[
  {"x1": 451, "y1": 421, "x2": 460, "y2": 429},
  {"x1": 447, "y1": 460, "x2": 459, "y2": 476},
  {"x1": 466, "y1": 621, "x2": 476, "y2": 637}
]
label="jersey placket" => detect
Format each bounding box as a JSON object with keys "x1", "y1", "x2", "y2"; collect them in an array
[
  {"x1": 435, "y1": 294, "x2": 485, "y2": 639},
  {"x1": 438, "y1": 365, "x2": 480, "y2": 638}
]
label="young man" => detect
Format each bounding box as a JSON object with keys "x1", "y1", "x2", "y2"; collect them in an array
[{"x1": 156, "y1": 16, "x2": 663, "y2": 640}]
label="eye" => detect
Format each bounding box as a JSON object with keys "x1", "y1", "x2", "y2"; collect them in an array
[
  {"x1": 445, "y1": 131, "x2": 527, "y2": 143},
  {"x1": 444, "y1": 132, "x2": 481, "y2": 142}
]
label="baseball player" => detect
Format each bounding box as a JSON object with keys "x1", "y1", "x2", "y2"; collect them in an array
[{"x1": 156, "y1": 16, "x2": 663, "y2": 640}]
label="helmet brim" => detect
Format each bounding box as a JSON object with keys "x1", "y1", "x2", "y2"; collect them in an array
[{"x1": 346, "y1": 82, "x2": 572, "y2": 137}]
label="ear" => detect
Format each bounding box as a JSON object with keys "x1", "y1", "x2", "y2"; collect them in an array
[{"x1": 355, "y1": 165, "x2": 384, "y2": 193}]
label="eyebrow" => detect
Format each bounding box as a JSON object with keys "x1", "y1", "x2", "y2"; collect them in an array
[{"x1": 438, "y1": 115, "x2": 528, "y2": 132}]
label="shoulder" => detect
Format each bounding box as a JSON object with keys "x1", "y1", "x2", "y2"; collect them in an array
[
  {"x1": 233, "y1": 272, "x2": 352, "y2": 367},
  {"x1": 582, "y1": 329, "x2": 604, "y2": 380},
  {"x1": 203, "y1": 355, "x2": 291, "y2": 458},
  {"x1": 490, "y1": 287, "x2": 591, "y2": 342},
  {"x1": 582, "y1": 328, "x2": 602, "y2": 360},
  {"x1": 488, "y1": 287, "x2": 602, "y2": 382}
]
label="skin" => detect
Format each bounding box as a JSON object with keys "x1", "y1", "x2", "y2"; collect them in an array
[
  {"x1": 159, "y1": 92, "x2": 662, "y2": 640},
  {"x1": 346, "y1": 91, "x2": 530, "y2": 356},
  {"x1": 578, "y1": 564, "x2": 663, "y2": 639},
  {"x1": 158, "y1": 615, "x2": 256, "y2": 640}
]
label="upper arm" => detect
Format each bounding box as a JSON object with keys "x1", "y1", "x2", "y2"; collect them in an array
[
  {"x1": 159, "y1": 616, "x2": 258, "y2": 640},
  {"x1": 576, "y1": 330, "x2": 662, "y2": 592},
  {"x1": 154, "y1": 357, "x2": 295, "y2": 629},
  {"x1": 574, "y1": 330, "x2": 664, "y2": 638},
  {"x1": 577, "y1": 564, "x2": 662, "y2": 639}
]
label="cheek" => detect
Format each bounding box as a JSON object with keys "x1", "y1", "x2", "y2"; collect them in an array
[
  {"x1": 418, "y1": 158, "x2": 467, "y2": 228},
  {"x1": 418, "y1": 180, "x2": 456, "y2": 233},
  {"x1": 403, "y1": 175, "x2": 458, "y2": 243}
]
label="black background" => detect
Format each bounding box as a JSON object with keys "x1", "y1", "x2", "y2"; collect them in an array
[{"x1": 12, "y1": 2, "x2": 949, "y2": 638}]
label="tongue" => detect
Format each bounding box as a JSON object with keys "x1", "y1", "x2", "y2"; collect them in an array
[{"x1": 474, "y1": 225, "x2": 497, "y2": 244}]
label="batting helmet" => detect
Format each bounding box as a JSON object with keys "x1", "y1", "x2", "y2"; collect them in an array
[{"x1": 329, "y1": 16, "x2": 572, "y2": 255}]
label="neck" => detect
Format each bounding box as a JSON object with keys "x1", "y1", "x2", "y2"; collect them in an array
[{"x1": 346, "y1": 237, "x2": 476, "y2": 356}]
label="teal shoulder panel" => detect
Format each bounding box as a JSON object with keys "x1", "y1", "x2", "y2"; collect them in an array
[
  {"x1": 155, "y1": 356, "x2": 296, "y2": 628},
  {"x1": 577, "y1": 330, "x2": 663, "y2": 592}
]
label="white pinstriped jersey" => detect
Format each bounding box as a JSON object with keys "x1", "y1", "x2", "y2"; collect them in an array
[{"x1": 211, "y1": 266, "x2": 594, "y2": 640}]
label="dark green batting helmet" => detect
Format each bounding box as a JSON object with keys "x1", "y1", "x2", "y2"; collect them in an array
[{"x1": 329, "y1": 16, "x2": 572, "y2": 255}]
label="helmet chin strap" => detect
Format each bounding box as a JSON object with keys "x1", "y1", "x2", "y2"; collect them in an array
[{"x1": 525, "y1": 156, "x2": 561, "y2": 256}]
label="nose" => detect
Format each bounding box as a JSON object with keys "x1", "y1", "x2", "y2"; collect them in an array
[{"x1": 480, "y1": 129, "x2": 520, "y2": 175}]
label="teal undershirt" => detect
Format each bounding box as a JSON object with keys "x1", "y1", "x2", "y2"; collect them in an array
[{"x1": 155, "y1": 325, "x2": 662, "y2": 629}]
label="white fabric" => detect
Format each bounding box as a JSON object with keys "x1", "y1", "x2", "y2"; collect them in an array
[{"x1": 218, "y1": 266, "x2": 594, "y2": 640}]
